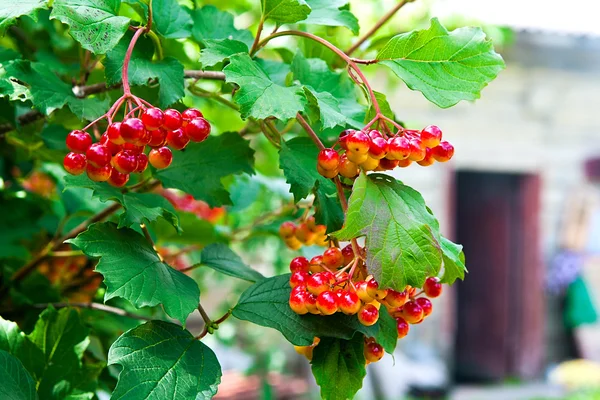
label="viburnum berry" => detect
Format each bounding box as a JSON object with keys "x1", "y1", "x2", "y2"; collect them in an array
[
  {"x1": 346, "y1": 131, "x2": 370, "y2": 154},
  {"x1": 317, "y1": 164, "x2": 338, "y2": 179},
  {"x1": 360, "y1": 155, "x2": 380, "y2": 171},
  {"x1": 341, "y1": 244, "x2": 354, "y2": 265},
  {"x1": 358, "y1": 304, "x2": 379, "y2": 326},
  {"x1": 309, "y1": 255, "x2": 324, "y2": 273},
  {"x1": 141, "y1": 107, "x2": 164, "y2": 130},
  {"x1": 397, "y1": 159, "x2": 412, "y2": 168},
  {"x1": 123, "y1": 142, "x2": 145, "y2": 154},
  {"x1": 295, "y1": 222, "x2": 316, "y2": 244},
  {"x1": 63, "y1": 152, "x2": 86, "y2": 175},
  {"x1": 407, "y1": 138, "x2": 426, "y2": 162},
  {"x1": 338, "y1": 154, "x2": 359, "y2": 178},
  {"x1": 415, "y1": 297, "x2": 433, "y2": 317},
  {"x1": 181, "y1": 108, "x2": 203, "y2": 123},
  {"x1": 101, "y1": 135, "x2": 123, "y2": 155},
  {"x1": 384, "y1": 290, "x2": 409, "y2": 308},
  {"x1": 166, "y1": 128, "x2": 190, "y2": 150},
  {"x1": 290, "y1": 256, "x2": 310, "y2": 273},
  {"x1": 388, "y1": 136, "x2": 411, "y2": 160},
  {"x1": 107, "y1": 169, "x2": 129, "y2": 187},
  {"x1": 120, "y1": 118, "x2": 146, "y2": 143},
  {"x1": 364, "y1": 341, "x2": 384, "y2": 363},
  {"x1": 316, "y1": 291, "x2": 338, "y2": 315},
  {"x1": 135, "y1": 153, "x2": 149, "y2": 173},
  {"x1": 338, "y1": 290, "x2": 361, "y2": 315},
  {"x1": 149, "y1": 147, "x2": 173, "y2": 169},
  {"x1": 107, "y1": 122, "x2": 125, "y2": 145},
  {"x1": 379, "y1": 158, "x2": 399, "y2": 170},
  {"x1": 432, "y1": 141, "x2": 454, "y2": 162},
  {"x1": 289, "y1": 289, "x2": 309, "y2": 315},
  {"x1": 66, "y1": 130, "x2": 92, "y2": 153},
  {"x1": 86, "y1": 143, "x2": 111, "y2": 168},
  {"x1": 369, "y1": 136, "x2": 389, "y2": 159},
  {"x1": 420, "y1": 125, "x2": 442, "y2": 148},
  {"x1": 346, "y1": 150, "x2": 368, "y2": 165},
  {"x1": 279, "y1": 221, "x2": 296, "y2": 239},
  {"x1": 305, "y1": 293, "x2": 319, "y2": 314},
  {"x1": 86, "y1": 164, "x2": 112, "y2": 182},
  {"x1": 185, "y1": 117, "x2": 211, "y2": 142},
  {"x1": 417, "y1": 148, "x2": 435, "y2": 166},
  {"x1": 306, "y1": 272, "x2": 330, "y2": 295},
  {"x1": 113, "y1": 150, "x2": 138, "y2": 174},
  {"x1": 396, "y1": 317, "x2": 410, "y2": 338},
  {"x1": 321, "y1": 271, "x2": 336, "y2": 285},
  {"x1": 423, "y1": 277, "x2": 443, "y2": 298},
  {"x1": 338, "y1": 129, "x2": 355, "y2": 150},
  {"x1": 148, "y1": 128, "x2": 168, "y2": 148},
  {"x1": 356, "y1": 281, "x2": 374, "y2": 303},
  {"x1": 401, "y1": 301, "x2": 424, "y2": 324},
  {"x1": 290, "y1": 271, "x2": 310, "y2": 288},
  {"x1": 163, "y1": 109, "x2": 183, "y2": 130},
  {"x1": 368, "y1": 130, "x2": 383, "y2": 139},
  {"x1": 322, "y1": 247, "x2": 343, "y2": 269},
  {"x1": 317, "y1": 148, "x2": 340, "y2": 171}
]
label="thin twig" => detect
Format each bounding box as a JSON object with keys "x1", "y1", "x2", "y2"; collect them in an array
[
  {"x1": 141, "y1": 223, "x2": 163, "y2": 262},
  {"x1": 197, "y1": 303, "x2": 211, "y2": 325},
  {"x1": 32, "y1": 302, "x2": 151, "y2": 320},
  {"x1": 249, "y1": 18, "x2": 265, "y2": 56},
  {"x1": 296, "y1": 113, "x2": 325, "y2": 151},
  {"x1": 48, "y1": 250, "x2": 84, "y2": 258}
]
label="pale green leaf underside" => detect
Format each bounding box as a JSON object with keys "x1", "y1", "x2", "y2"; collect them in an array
[
  {"x1": 261, "y1": 0, "x2": 311, "y2": 24},
  {"x1": 377, "y1": 18, "x2": 505, "y2": 108},
  {"x1": 302, "y1": 0, "x2": 359, "y2": 35},
  {"x1": 0, "y1": 0, "x2": 47, "y2": 34}
]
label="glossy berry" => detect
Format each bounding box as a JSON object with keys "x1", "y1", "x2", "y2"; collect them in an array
[
  {"x1": 113, "y1": 150, "x2": 138, "y2": 174},
  {"x1": 305, "y1": 293, "x2": 319, "y2": 314},
  {"x1": 416, "y1": 297, "x2": 433, "y2": 317},
  {"x1": 148, "y1": 128, "x2": 168, "y2": 148},
  {"x1": 322, "y1": 247, "x2": 343, "y2": 269},
  {"x1": 423, "y1": 277, "x2": 443, "y2": 298},
  {"x1": 368, "y1": 130, "x2": 383, "y2": 139},
  {"x1": 163, "y1": 109, "x2": 183, "y2": 130},
  {"x1": 346, "y1": 150, "x2": 368, "y2": 165},
  {"x1": 408, "y1": 138, "x2": 426, "y2": 162},
  {"x1": 107, "y1": 122, "x2": 124, "y2": 145},
  {"x1": 289, "y1": 290, "x2": 309, "y2": 315},
  {"x1": 290, "y1": 271, "x2": 310, "y2": 288},
  {"x1": 317, "y1": 164, "x2": 338, "y2": 179},
  {"x1": 360, "y1": 155, "x2": 380, "y2": 171},
  {"x1": 432, "y1": 141, "x2": 454, "y2": 162},
  {"x1": 86, "y1": 143, "x2": 111, "y2": 168},
  {"x1": 321, "y1": 271, "x2": 336, "y2": 285},
  {"x1": 185, "y1": 117, "x2": 211, "y2": 142},
  {"x1": 356, "y1": 281, "x2": 374, "y2": 303},
  {"x1": 317, "y1": 148, "x2": 340, "y2": 171},
  {"x1": 338, "y1": 129, "x2": 355, "y2": 150},
  {"x1": 417, "y1": 148, "x2": 435, "y2": 167},
  {"x1": 149, "y1": 147, "x2": 173, "y2": 169},
  {"x1": 309, "y1": 256, "x2": 324, "y2": 274},
  {"x1": 341, "y1": 244, "x2": 354, "y2": 265},
  {"x1": 306, "y1": 272, "x2": 330, "y2": 295},
  {"x1": 396, "y1": 317, "x2": 410, "y2": 338},
  {"x1": 364, "y1": 341, "x2": 384, "y2": 363},
  {"x1": 290, "y1": 256, "x2": 310, "y2": 273},
  {"x1": 101, "y1": 135, "x2": 123, "y2": 155},
  {"x1": 384, "y1": 290, "x2": 409, "y2": 308},
  {"x1": 346, "y1": 131, "x2": 370, "y2": 154},
  {"x1": 107, "y1": 169, "x2": 129, "y2": 187},
  {"x1": 358, "y1": 304, "x2": 379, "y2": 326},
  {"x1": 295, "y1": 222, "x2": 316, "y2": 244},
  {"x1": 388, "y1": 136, "x2": 411, "y2": 160},
  {"x1": 279, "y1": 221, "x2": 296, "y2": 239},
  {"x1": 132, "y1": 153, "x2": 147, "y2": 173},
  {"x1": 123, "y1": 142, "x2": 145, "y2": 154},
  {"x1": 63, "y1": 152, "x2": 86, "y2": 175},
  {"x1": 401, "y1": 301, "x2": 424, "y2": 324},
  {"x1": 137, "y1": 128, "x2": 152, "y2": 146},
  {"x1": 120, "y1": 118, "x2": 146, "y2": 143},
  {"x1": 141, "y1": 107, "x2": 164, "y2": 130},
  {"x1": 338, "y1": 291, "x2": 361, "y2": 315},
  {"x1": 369, "y1": 136, "x2": 389, "y2": 159},
  {"x1": 379, "y1": 158, "x2": 399, "y2": 170},
  {"x1": 338, "y1": 154, "x2": 359, "y2": 178},
  {"x1": 166, "y1": 128, "x2": 190, "y2": 150},
  {"x1": 316, "y1": 291, "x2": 338, "y2": 315},
  {"x1": 86, "y1": 164, "x2": 112, "y2": 182},
  {"x1": 397, "y1": 158, "x2": 412, "y2": 168},
  {"x1": 368, "y1": 279, "x2": 387, "y2": 300},
  {"x1": 182, "y1": 108, "x2": 203, "y2": 123},
  {"x1": 66, "y1": 130, "x2": 92, "y2": 153},
  {"x1": 420, "y1": 125, "x2": 442, "y2": 148}
]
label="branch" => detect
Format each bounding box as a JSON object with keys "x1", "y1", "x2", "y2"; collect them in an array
[
  {"x1": 33, "y1": 302, "x2": 151, "y2": 320},
  {"x1": 296, "y1": 113, "x2": 325, "y2": 151},
  {"x1": 346, "y1": 0, "x2": 411, "y2": 56}
]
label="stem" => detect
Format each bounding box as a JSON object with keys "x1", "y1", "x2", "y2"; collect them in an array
[
  {"x1": 48, "y1": 250, "x2": 84, "y2": 258},
  {"x1": 296, "y1": 113, "x2": 325, "y2": 151},
  {"x1": 249, "y1": 18, "x2": 265, "y2": 56},
  {"x1": 346, "y1": 0, "x2": 410, "y2": 56},
  {"x1": 33, "y1": 302, "x2": 150, "y2": 320},
  {"x1": 122, "y1": 28, "x2": 145, "y2": 95},
  {"x1": 183, "y1": 70, "x2": 226, "y2": 80},
  {"x1": 197, "y1": 303, "x2": 211, "y2": 325},
  {"x1": 147, "y1": 0, "x2": 154, "y2": 32},
  {"x1": 140, "y1": 223, "x2": 163, "y2": 262},
  {"x1": 334, "y1": 177, "x2": 348, "y2": 212}
]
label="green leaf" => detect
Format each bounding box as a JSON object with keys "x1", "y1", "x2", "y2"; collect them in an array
[
  {"x1": 332, "y1": 173, "x2": 444, "y2": 290},
  {"x1": 50, "y1": 0, "x2": 130, "y2": 54},
  {"x1": 224, "y1": 53, "x2": 307, "y2": 121},
  {"x1": 311, "y1": 335, "x2": 366, "y2": 400},
  {"x1": 108, "y1": 321, "x2": 222, "y2": 400},
  {"x1": 365, "y1": 91, "x2": 394, "y2": 123},
  {"x1": 105, "y1": 32, "x2": 184, "y2": 107},
  {"x1": 375, "y1": 308, "x2": 397, "y2": 354},
  {"x1": 191, "y1": 5, "x2": 253, "y2": 48},
  {"x1": 304, "y1": 88, "x2": 347, "y2": 130},
  {"x1": 197, "y1": 243, "x2": 264, "y2": 283},
  {"x1": 155, "y1": 132, "x2": 255, "y2": 207},
  {"x1": 151, "y1": 0, "x2": 192, "y2": 39},
  {"x1": 232, "y1": 274, "x2": 378, "y2": 346},
  {"x1": 279, "y1": 138, "x2": 343, "y2": 231},
  {"x1": 67, "y1": 222, "x2": 200, "y2": 324},
  {"x1": 440, "y1": 236, "x2": 467, "y2": 284},
  {"x1": 302, "y1": 0, "x2": 359, "y2": 35},
  {"x1": 261, "y1": 0, "x2": 311, "y2": 24},
  {"x1": 200, "y1": 39, "x2": 249, "y2": 67},
  {"x1": 376, "y1": 18, "x2": 505, "y2": 108},
  {"x1": 0, "y1": 350, "x2": 38, "y2": 400},
  {"x1": 0, "y1": 0, "x2": 47, "y2": 35}
]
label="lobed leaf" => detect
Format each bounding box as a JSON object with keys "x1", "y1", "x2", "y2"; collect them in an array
[
  {"x1": 151, "y1": 0, "x2": 192, "y2": 39},
  {"x1": 191, "y1": 5, "x2": 253, "y2": 48},
  {"x1": 302, "y1": 0, "x2": 359, "y2": 35},
  {"x1": 200, "y1": 39, "x2": 249, "y2": 67},
  {"x1": 0, "y1": 0, "x2": 48, "y2": 35},
  {"x1": 261, "y1": 0, "x2": 311, "y2": 25},
  {"x1": 375, "y1": 307, "x2": 398, "y2": 354},
  {"x1": 196, "y1": 243, "x2": 264, "y2": 283}
]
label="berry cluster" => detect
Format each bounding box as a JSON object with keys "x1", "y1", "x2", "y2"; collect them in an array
[
  {"x1": 63, "y1": 107, "x2": 211, "y2": 187},
  {"x1": 279, "y1": 217, "x2": 328, "y2": 250},
  {"x1": 288, "y1": 243, "x2": 444, "y2": 364},
  {"x1": 317, "y1": 125, "x2": 454, "y2": 179}
]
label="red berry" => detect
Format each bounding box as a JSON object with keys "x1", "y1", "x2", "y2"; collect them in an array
[
  {"x1": 369, "y1": 136, "x2": 389, "y2": 159},
  {"x1": 384, "y1": 290, "x2": 409, "y2": 308},
  {"x1": 346, "y1": 131, "x2": 370, "y2": 154},
  {"x1": 415, "y1": 297, "x2": 433, "y2": 317},
  {"x1": 136, "y1": 128, "x2": 152, "y2": 146},
  {"x1": 141, "y1": 107, "x2": 164, "y2": 130},
  {"x1": 355, "y1": 281, "x2": 374, "y2": 303},
  {"x1": 388, "y1": 136, "x2": 411, "y2": 160},
  {"x1": 101, "y1": 135, "x2": 123, "y2": 155},
  {"x1": 368, "y1": 129, "x2": 383, "y2": 139},
  {"x1": 309, "y1": 255, "x2": 324, "y2": 273},
  {"x1": 423, "y1": 277, "x2": 443, "y2": 298},
  {"x1": 432, "y1": 141, "x2": 454, "y2": 162},
  {"x1": 123, "y1": 142, "x2": 145, "y2": 154},
  {"x1": 166, "y1": 128, "x2": 190, "y2": 150},
  {"x1": 358, "y1": 304, "x2": 379, "y2": 326},
  {"x1": 396, "y1": 317, "x2": 410, "y2": 338},
  {"x1": 408, "y1": 138, "x2": 426, "y2": 162},
  {"x1": 316, "y1": 291, "x2": 338, "y2": 315},
  {"x1": 120, "y1": 118, "x2": 146, "y2": 143},
  {"x1": 290, "y1": 271, "x2": 310, "y2": 288},
  {"x1": 107, "y1": 169, "x2": 129, "y2": 187},
  {"x1": 322, "y1": 247, "x2": 343, "y2": 269},
  {"x1": 107, "y1": 122, "x2": 124, "y2": 145},
  {"x1": 338, "y1": 129, "x2": 355, "y2": 150},
  {"x1": 289, "y1": 290, "x2": 309, "y2": 315},
  {"x1": 66, "y1": 130, "x2": 92, "y2": 153},
  {"x1": 364, "y1": 341, "x2": 384, "y2": 362},
  {"x1": 63, "y1": 152, "x2": 86, "y2": 175},
  {"x1": 279, "y1": 221, "x2": 296, "y2": 239},
  {"x1": 338, "y1": 290, "x2": 361, "y2": 315},
  {"x1": 401, "y1": 301, "x2": 424, "y2": 324},
  {"x1": 338, "y1": 154, "x2": 359, "y2": 179},
  {"x1": 149, "y1": 147, "x2": 173, "y2": 169},
  {"x1": 420, "y1": 125, "x2": 442, "y2": 148},
  {"x1": 184, "y1": 117, "x2": 211, "y2": 142},
  {"x1": 379, "y1": 158, "x2": 399, "y2": 170},
  {"x1": 290, "y1": 256, "x2": 310, "y2": 273},
  {"x1": 163, "y1": 109, "x2": 183, "y2": 130},
  {"x1": 294, "y1": 222, "x2": 316, "y2": 244},
  {"x1": 86, "y1": 143, "x2": 111, "y2": 167},
  {"x1": 341, "y1": 244, "x2": 354, "y2": 265},
  {"x1": 113, "y1": 150, "x2": 138, "y2": 174},
  {"x1": 317, "y1": 148, "x2": 340, "y2": 171},
  {"x1": 317, "y1": 164, "x2": 338, "y2": 179},
  {"x1": 306, "y1": 272, "x2": 330, "y2": 295},
  {"x1": 417, "y1": 148, "x2": 435, "y2": 167},
  {"x1": 321, "y1": 271, "x2": 336, "y2": 285},
  {"x1": 86, "y1": 164, "x2": 112, "y2": 182},
  {"x1": 182, "y1": 108, "x2": 203, "y2": 123},
  {"x1": 305, "y1": 293, "x2": 319, "y2": 314},
  {"x1": 148, "y1": 128, "x2": 168, "y2": 148},
  {"x1": 134, "y1": 153, "x2": 149, "y2": 173}
]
